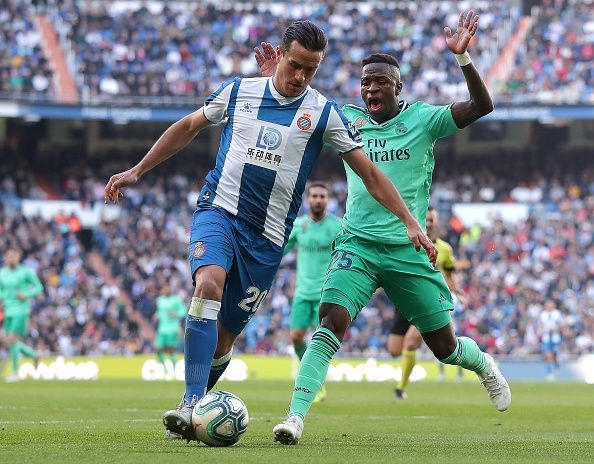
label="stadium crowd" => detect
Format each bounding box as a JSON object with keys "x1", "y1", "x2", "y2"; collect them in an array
[
  {"x1": 1, "y1": 148, "x2": 592, "y2": 358},
  {"x1": 0, "y1": 0, "x2": 584, "y2": 105},
  {"x1": 0, "y1": 0, "x2": 54, "y2": 101}
]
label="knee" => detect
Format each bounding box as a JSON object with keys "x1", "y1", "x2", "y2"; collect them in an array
[
  {"x1": 290, "y1": 330, "x2": 305, "y2": 346},
  {"x1": 193, "y1": 275, "x2": 224, "y2": 300},
  {"x1": 387, "y1": 337, "x2": 403, "y2": 357},
  {"x1": 318, "y1": 303, "x2": 350, "y2": 341}
]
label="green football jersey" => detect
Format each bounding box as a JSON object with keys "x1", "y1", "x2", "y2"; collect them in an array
[
  {"x1": 155, "y1": 295, "x2": 187, "y2": 334},
  {"x1": 284, "y1": 213, "x2": 342, "y2": 300},
  {"x1": 342, "y1": 101, "x2": 459, "y2": 244},
  {"x1": 0, "y1": 265, "x2": 43, "y2": 317}
]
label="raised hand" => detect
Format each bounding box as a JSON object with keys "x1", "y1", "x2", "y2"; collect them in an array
[
  {"x1": 104, "y1": 169, "x2": 139, "y2": 204},
  {"x1": 254, "y1": 42, "x2": 280, "y2": 77},
  {"x1": 444, "y1": 10, "x2": 479, "y2": 55}
]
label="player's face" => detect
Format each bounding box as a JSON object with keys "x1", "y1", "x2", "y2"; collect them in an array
[
  {"x1": 426, "y1": 210, "x2": 439, "y2": 241},
  {"x1": 162, "y1": 284, "x2": 171, "y2": 296},
  {"x1": 361, "y1": 63, "x2": 402, "y2": 122},
  {"x1": 307, "y1": 186, "x2": 329, "y2": 216},
  {"x1": 5, "y1": 249, "x2": 20, "y2": 267},
  {"x1": 275, "y1": 41, "x2": 324, "y2": 97}
]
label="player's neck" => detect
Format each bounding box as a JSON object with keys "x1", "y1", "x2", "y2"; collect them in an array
[{"x1": 309, "y1": 212, "x2": 327, "y2": 222}]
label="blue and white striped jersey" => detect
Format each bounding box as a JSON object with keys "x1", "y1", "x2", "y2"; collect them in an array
[{"x1": 200, "y1": 76, "x2": 362, "y2": 247}]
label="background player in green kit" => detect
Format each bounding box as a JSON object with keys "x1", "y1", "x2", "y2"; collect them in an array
[
  {"x1": 389, "y1": 208, "x2": 467, "y2": 399},
  {"x1": 154, "y1": 283, "x2": 187, "y2": 378},
  {"x1": 283, "y1": 182, "x2": 342, "y2": 402},
  {"x1": 0, "y1": 248, "x2": 43, "y2": 382},
  {"x1": 263, "y1": 10, "x2": 512, "y2": 444}
]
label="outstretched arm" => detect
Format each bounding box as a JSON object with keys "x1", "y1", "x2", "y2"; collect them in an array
[
  {"x1": 446, "y1": 10, "x2": 494, "y2": 128},
  {"x1": 342, "y1": 149, "x2": 437, "y2": 264},
  {"x1": 104, "y1": 109, "x2": 211, "y2": 204}
]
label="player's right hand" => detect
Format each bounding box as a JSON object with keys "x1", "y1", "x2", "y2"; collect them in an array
[
  {"x1": 104, "y1": 169, "x2": 139, "y2": 204},
  {"x1": 254, "y1": 42, "x2": 280, "y2": 77},
  {"x1": 406, "y1": 220, "x2": 438, "y2": 266}
]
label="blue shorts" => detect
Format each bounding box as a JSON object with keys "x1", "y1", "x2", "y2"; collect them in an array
[
  {"x1": 188, "y1": 205, "x2": 283, "y2": 335},
  {"x1": 541, "y1": 341, "x2": 561, "y2": 354}
]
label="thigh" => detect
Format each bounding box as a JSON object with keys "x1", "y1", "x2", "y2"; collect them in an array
[
  {"x1": 218, "y1": 224, "x2": 283, "y2": 336},
  {"x1": 380, "y1": 244, "x2": 453, "y2": 334},
  {"x1": 188, "y1": 206, "x2": 235, "y2": 284},
  {"x1": 6, "y1": 315, "x2": 27, "y2": 338},
  {"x1": 290, "y1": 296, "x2": 317, "y2": 330},
  {"x1": 320, "y1": 232, "x2": 379, "y2": 323},
  {"x1": 390, "y1": 310, "x2": 412, "y2": 336}
]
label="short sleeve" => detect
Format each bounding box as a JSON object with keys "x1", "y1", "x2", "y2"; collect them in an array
[
  {"x1": 443, "y1": 245, "x2": 457, "y2": 271},
  {"x1": 417, "y1": 102, "x2": 459, "y2": 140},
  {"x1": 323, "y1": 103, "x2": 363, "y2": 155},
  {"x1": 203, "y1": 77, "x2": 240, "y2": 124}
]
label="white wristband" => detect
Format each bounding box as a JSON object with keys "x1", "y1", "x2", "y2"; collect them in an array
[{"x1": 454, "y1": 51, "x2": 472, "y2": 67}]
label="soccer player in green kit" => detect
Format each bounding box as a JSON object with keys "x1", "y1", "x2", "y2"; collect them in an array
[
  {"x1": 283, "y1": 182, "x2": 342, "y2": 402},
  {"x1": 154, "y1": 283, "x2": 187, "y2": 379},
  {"x1": 256, "y1": 10, "x2": 512, "y2": 444},
  {"x1": 0, "y1": 248, "x2": 43, "y2": 382}
]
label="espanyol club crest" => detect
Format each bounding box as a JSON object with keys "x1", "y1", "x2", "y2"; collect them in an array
[
  {"x1": 193, "y1": 242, "x2": 206, "y2": 258},
  {"x1": 297, "y1": 113, "x2": 312, "y2": 131}
]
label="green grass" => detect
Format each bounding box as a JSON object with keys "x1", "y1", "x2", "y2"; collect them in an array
[{"x1": 1, "y1": 380, "x2": 592, "y2": 463}]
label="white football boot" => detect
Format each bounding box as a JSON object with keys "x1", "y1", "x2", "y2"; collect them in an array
[
  {"x1": 273, "y1": 415, "x2": 304, "y2": 445},
  {"x1": 5, "y1": 372, "x2": 20, "y2": 382},
  {"x1": 162, "y1": 395, "x2": 198, "y2": 442},
  {"x1": 478, "y1": 354, "x2": 511, "y2": 412}
]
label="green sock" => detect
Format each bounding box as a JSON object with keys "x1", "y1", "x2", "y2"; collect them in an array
[
  {"x1": 17, "y1": 342, "x2": 37, "y2": 358},
  {"x1": 398, "y1": 350, "x2": 416, "y2": 390},
  {"x1": 439, "y1": 337, "x2": 488, "y2": 376},
  {"x1": 157, "y1": 351, "x2": 167, "y2": 367},
  {"x1": 169, "y1": 353, "x2": 176, "y2": 366},
  {"x1": 9, "y1": 343, "x2": 19, "y2": 374},
  {"x1": 289, "y1": 328, "x2": 340, "y2": 419},
  {"x1": 294, "y1": 342, "x2": 307, "y2": 361}
]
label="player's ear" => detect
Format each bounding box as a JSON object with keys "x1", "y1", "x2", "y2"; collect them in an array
[{"x1": 396, "y1": 81, "x2": 403, "y2": 96}]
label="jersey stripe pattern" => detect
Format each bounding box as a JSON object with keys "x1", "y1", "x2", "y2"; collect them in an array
[{"x1": 201, "y1": 76, "x2": 362, "y2": 247}]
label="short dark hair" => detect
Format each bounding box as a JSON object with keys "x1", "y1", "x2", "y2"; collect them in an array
[
  {"x1": 428, "y1": 206, "x2": 435, "y2": 212},
  {"x1": 362, "y1": 53, "x2": 400, "y2": 69},
  {"x1": 282, "y1": 20, "x2": 327, "y2": 53},
  {"x1": 308, "y1": 181, "x2": 329, "y2": 194}
]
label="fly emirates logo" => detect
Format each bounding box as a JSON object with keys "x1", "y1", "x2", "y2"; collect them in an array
[{"x1": 365, "y1": 138, "x2": 410, "y2": 162}]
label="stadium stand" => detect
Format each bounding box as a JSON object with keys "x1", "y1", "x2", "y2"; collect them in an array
[{"x1": 1, "y1": 147, "x2": 592, "y2": 357}]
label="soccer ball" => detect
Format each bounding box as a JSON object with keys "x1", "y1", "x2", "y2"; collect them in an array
[{"x1": 191, "y1": 390, "x2": 249, "y2": 446}]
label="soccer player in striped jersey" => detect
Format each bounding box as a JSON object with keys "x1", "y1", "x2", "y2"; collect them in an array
[
  {"x1": 104, "y1": 20, "x2": 435, "y2": 442},
  {"x1": 257, "y1": 11, "x2": 512, "y2": 445}
]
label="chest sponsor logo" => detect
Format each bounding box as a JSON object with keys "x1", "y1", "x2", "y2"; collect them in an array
[
  {"x1": 245, "y1": 123, "x2": 289, "y2": 171},
  {"x1": 365, "y1": 139, "x2": 410, "y2": 162}
]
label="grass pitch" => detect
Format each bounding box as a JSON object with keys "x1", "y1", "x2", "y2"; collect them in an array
[{"x1": 0, "y1": 379, "x2": 592, "y2": 463}]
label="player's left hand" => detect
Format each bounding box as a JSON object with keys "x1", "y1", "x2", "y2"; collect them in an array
[
  {"x1": 104, "y1": 169, "x2": 139, "y2": 204},
  {"x1": 444, "y1": 10, "x2": 479, "y2": 55},
  {"x1": 406, "y1": 221, "x2": 438, "y2": 265},
  {"x1": 15, "y1": 292, "x2": 26, "y2": 301},
  {"x1": 254, "y1": 42, "x2": 280, "y2": 77}
]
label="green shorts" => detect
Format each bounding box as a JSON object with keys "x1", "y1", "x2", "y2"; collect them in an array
[
  {"x1": 290, "y1": 295, "x2": 320, "y2": 330},
  {"x1": 321, "y1": 230, "x2": 453, "y2": 333},
  {"x1": 3, "y1": 315, "x2": 29, "y2": 338},
  {"x1": 155, "y1": 332, "x2": 180, "y2": 349}
]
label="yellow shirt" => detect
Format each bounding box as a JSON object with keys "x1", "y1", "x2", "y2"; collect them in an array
[{"x1": 435, "y1": 238, "x2": 456, "y2": 274}]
